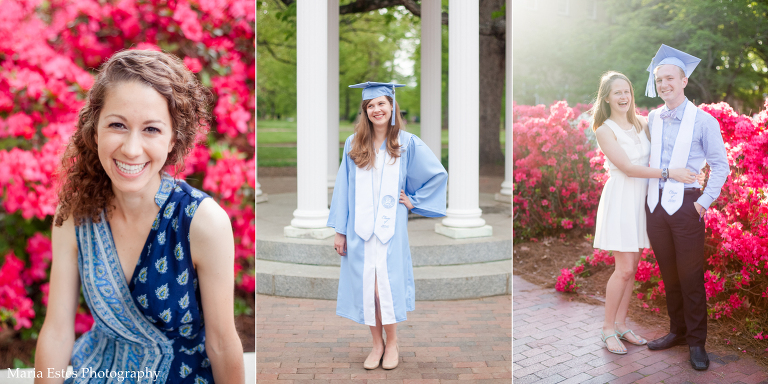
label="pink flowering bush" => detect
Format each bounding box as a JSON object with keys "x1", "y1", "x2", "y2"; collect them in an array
[
  {"x1": 555, "y1": 268, "x2": 577, "y2": 293},
  {"x1": 632, "y1": 249, "x2": 665, "y2": 313},
  {"x1": 524, "y1": 100, "x2": 768, "y2": 344},
  {"x1": 512, "y1": 101, "x2": 604, "y2": 239},
  {"x1": 0, "y1": 0, "x2": 255, "y2": 340},
  {"x1": 695, "y1": 101, "x2": 768, "y2": 331},
  {"x1": 556, "y1": 249, "x2": 617, "y2": 294},
  {"x1": 0, "y1": 253, "x2": 35, "y2": 330},
  {"x1": 586, "y1": 249, "x2": 615, "y2": 266}
]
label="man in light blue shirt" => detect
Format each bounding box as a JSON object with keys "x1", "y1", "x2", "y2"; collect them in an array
[
  {"x1": 653, "y1": 101, "x2": 729, "y2": 208},
  {"x1": 643, "y1": 45, "x2": 729, "y2": 371}
]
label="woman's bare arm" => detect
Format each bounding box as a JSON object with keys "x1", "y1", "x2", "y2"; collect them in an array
[
  {"x1": 191, "y1": 199, "x2": 245, "y2": 384},
  {"x1": 595, "y1": 125, "x2": 696, "y2": 183},
  {"x1": 35, "y1": 216, "x2": 81, "y2": 384}
]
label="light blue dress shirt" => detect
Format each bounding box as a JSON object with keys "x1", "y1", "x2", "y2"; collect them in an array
[{"x1": 650, "y1": 98, "x2": 729, "y2": 209}]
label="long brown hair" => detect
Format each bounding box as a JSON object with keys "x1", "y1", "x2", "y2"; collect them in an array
[
  {"x1": 348, "y1": 96, "x2": 405, "y2": 169},
  {"x1": 55, "y1": 50, "x2": 212, "y2": 226},
  {"x1": 590, "y1": 71, "x2": 642, "y2": 133}
]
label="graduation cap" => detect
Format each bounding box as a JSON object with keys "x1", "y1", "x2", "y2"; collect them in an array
[
  {"x1": 645, "y1": 44, "x2": 701, "y2": 97},
  {"x1": 349, "y1": 82, "x2": 406, "y2": 125}
]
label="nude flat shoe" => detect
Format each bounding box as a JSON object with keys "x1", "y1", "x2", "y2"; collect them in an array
[
  {"x1": 363, "y1": 347, "x2": 384, "y2": 370},
  {"x1": 382, "y1": 343, "x2": 399, "y2": 370}
]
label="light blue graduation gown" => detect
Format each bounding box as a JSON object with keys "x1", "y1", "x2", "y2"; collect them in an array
[{"x1": 327, "y1": 130, "x2": 447, "y2": 325}]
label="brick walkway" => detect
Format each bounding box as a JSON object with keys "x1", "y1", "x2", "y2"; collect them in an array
[
  {"x1": 514, "y1": 275, "x2": 768, "y2": 384},
  {"x1": 256, "y1": 293, "x2": 512, "y2": 383}
]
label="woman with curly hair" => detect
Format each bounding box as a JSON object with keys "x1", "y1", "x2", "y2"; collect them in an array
[{"x1": 34, "y1": 50, "x2": 244, "y2": 383}]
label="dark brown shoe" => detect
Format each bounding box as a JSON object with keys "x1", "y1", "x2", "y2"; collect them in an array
[
  {"x1": 647, "y1": 333, "x2": 687, "y2": 350},
  {"x1": 689, "y1": 346, "x2": 709, "y2": 370}
]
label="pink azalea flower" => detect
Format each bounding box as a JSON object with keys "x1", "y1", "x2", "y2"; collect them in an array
[
  {"x1": 74, "y1": 313, "x2": 94, "y2": 334},
  {"x1": 183, "y1": 57, "x2": 203, "y2": 73}
]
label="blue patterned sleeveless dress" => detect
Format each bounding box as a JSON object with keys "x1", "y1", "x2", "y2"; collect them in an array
[{"x1": 69, "y1": 174, "x2": 214, "y2": 383}]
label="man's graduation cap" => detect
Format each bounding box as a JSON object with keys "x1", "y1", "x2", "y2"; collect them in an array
[{"x1": 645, "y1": 44, "x2": 701, "y2": 97}]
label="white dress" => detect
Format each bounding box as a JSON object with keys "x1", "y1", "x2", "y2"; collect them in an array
[{"x1": 593, "y1": 119, "x2": 652, "y2": 252}]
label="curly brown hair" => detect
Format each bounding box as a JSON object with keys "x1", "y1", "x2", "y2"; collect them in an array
[{"x1": 55, "y1": 50, "x2": 212, "y2": 227}]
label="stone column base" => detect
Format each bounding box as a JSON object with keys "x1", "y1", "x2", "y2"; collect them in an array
[
  {"x1": 494, "y1": 193, "x2": 511, "y2": 204},
  {"x1": 257, "y1": 193, "x2": 269, "y2": 204},
  {"x1": 284, "y1": 226, "x2": 336, "y2": 239},
  {"x1": 435, "y1": 224, "x2": 493, "y2": 239}
]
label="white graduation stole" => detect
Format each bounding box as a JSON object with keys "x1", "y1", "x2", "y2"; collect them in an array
[
  {"x1": 647, "y1": 100, "x2": 697, "y2": 214},
  {"x1": 354, "y1": 149, "x2": 400, "y2": 244}
]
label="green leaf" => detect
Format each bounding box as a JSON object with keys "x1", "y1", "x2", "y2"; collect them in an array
[
  {"x1": 13, "y1": 358, "x2": 29, "y2": 369},
  {"x1": 234, "y1": 297, "x2": 253, "y2": 316},
  {"x1": 20, "y1": 327, "x2": 38, "y2": 340},
  {"x1": 200, "y1": 71, "x2": 212, "y2": 88},
  {"x1": 491, "y1": 4, "x2": 506, "y2": 19}
]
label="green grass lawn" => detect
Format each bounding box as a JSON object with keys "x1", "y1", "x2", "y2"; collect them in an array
[{"x1": 257, "y1": 119, "x2": 506, "y2": 168}]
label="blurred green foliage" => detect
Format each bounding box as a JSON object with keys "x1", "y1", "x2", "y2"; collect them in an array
[
  {"x1": 514, "y1": 0, "x2": 768, "y2": 114},
  {"x1": 257, "y1": 0, "x2": 422, "y2": 121}
]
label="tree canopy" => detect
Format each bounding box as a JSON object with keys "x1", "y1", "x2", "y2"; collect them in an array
[
  {"x1": 257, "y1": 0, "x2": 508, "y2": 166},
  {"x1": 514, "y1": 0, "x2": 768, "y2": 114},
  {"x1": 257, "y1": 0, "x2": 421, "y2": 121}
]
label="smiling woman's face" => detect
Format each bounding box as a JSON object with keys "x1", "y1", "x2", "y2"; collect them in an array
[
  {"x1": 95, "y1": 81, "x2": 174, "y2": 196},
  {"x1": 605, "y1": 78, "x2": 632, "y2": 117},
  {"x1": 366, "y1": 95, "x2": 392, "y2": 127}
]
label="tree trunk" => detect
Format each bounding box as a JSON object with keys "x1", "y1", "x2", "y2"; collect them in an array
[{"x1": 478, "y1": 0, "x2": 505, "y2": 168}]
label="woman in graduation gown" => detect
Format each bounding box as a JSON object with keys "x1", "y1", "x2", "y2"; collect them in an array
[
  {"x1": 328, "y1": 82, "x2": 447, "y2": 370},
  {"x1": 34, "y1": 50, "x2": 244, "y2": 383}
]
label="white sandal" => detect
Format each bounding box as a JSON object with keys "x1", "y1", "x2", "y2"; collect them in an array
[
  {"x1": 601, "y1": 330, "x2": 627, "y2": 355},
  {"x1": 616, "y1": 326, "x2": 647, "y2": 346}
]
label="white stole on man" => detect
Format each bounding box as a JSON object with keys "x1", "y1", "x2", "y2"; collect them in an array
[
  {"x1": 647, "y1": 100, "x2": 697, "y2": 214},
  {"x1": 354, "y1": 151, "x2": 400, "y2": 243}
]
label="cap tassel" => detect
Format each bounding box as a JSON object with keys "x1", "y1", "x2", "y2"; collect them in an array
[
  {"x1": 645, "y1": 62, "x2": 657, "y2": 98},
  {"x1": 391, "y1": 85, "x2": 396, "y2": 125}
]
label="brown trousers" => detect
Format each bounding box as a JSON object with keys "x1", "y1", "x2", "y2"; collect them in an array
[{"x1": 645, "y1": 189, "x2": 707, "y2": 347}]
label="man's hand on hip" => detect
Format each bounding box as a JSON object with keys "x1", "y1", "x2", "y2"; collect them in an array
[{"x1": 693, "y1": 202, "x2": 706, "y2": 218}]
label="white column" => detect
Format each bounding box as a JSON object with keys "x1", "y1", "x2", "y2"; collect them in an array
[
  {"x1": 256, "y1": 13, "x2": 266, "y2": 204},
  {"x1": 420, "y1": 0, "x2": 441, "y2": 159},
  {"x1": 496, "y1": 0, "x2": 512, "y2": 203},
  {"x1": 436, "y1": 0, "x2": 492, "y2": 239},
  {"x1": 256, "y1": 147, "x2": 267, "y2": 203},
  {"x1": 327, "y1": 0, "x2": 340, "y2": 188},
  {"x1": 285, "y1": 0, "x2": 335, "y2": 239}
]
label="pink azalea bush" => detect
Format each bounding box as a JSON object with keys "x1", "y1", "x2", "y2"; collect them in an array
[
  {"x1": 0, "y1": 253, "x2": 35, "y2": 330},
  {"x1": 555, "y1": 268, "x2": 577, "y2": 293},
  {"x1": 696, "y1": 101, "x2": 768, "y2": 326},
  {"x1": 512, "y1": 101, "x2": 604, "y2": 239},
  {"x1": 0, "y1": 0, "x2": 255, "y2": 336},
  {"x1": 521, "y1": 100, "x2": 768, "y2": 343}
]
